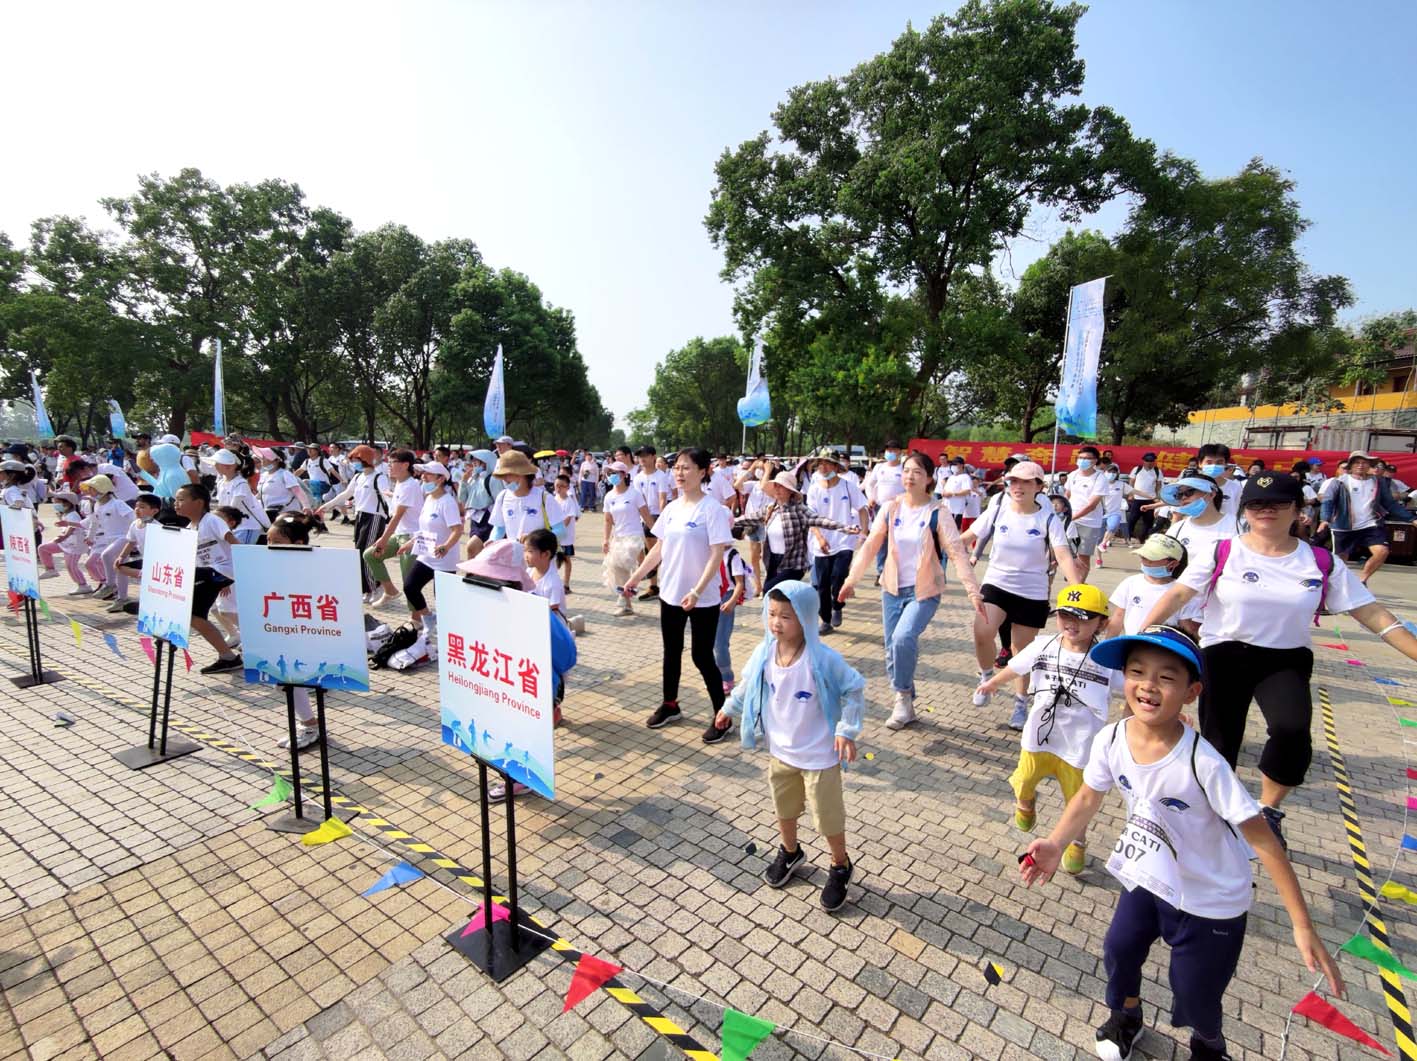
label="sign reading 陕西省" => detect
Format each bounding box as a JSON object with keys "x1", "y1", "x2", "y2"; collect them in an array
[
  {"x1": 2, "y1": 507, "x2": 40, "y2": 599},
  {"x1": 137, "y1": 525, "x2": 197, "y2": 648},
  {"x1": 435, "y1": 570, "x2": 554, "y2": 799},
  {"x1": 231, "y1": 546, "x2": 369, "y2": 691}
]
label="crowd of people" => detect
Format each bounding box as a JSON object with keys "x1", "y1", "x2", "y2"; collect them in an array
[{"x1": 6, "y1": 428, "x2": 1417, "y2": 1059}]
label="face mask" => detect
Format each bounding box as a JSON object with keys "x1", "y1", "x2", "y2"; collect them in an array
[
  {"x1": 1106, "y1": 471, "x2": 1118, "y2": 481},
  {"x1": 1175, "y1": 497, "x2": 1209, "y2": 518},
  {"x1": 1141, "y1": 564, "x2": 1173, "y2": 579},
  {"x1": 55, "y1": 504, "x2": 69, "y2": 515},
  {"x1": 1200, "y1": 464, "x2": 1225, "y2": 478},
  {"x1": 421, "y1": 481, "x2": 439, "y2": 494},
  {"x1": 884, "y1": 451, "x2": 899, "y2": 464},
  {"x1": 812, "y1": 472, "x2": 827, "y2": 482},
  {"x1": 1076, "y1": 459, "x2": 1094, "y2": 471},
  {"x1": 350, "y1": 460, "x2": 364, "y2": 472},
  {"x1": 950, "y1": 466, "x2": 963, "y2": 475},
  {"x1": 607, "y1": 474, "x2": 621, "y2": 487}
]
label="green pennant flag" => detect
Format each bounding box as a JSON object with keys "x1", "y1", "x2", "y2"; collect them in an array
[
  {"x1": 1400, "y1": 717, "x2": 1417, "y2": 727},
  {"x1": 1341, "y1": 934, "x2": 1417, "y2": 979},
  {"x1": 721, "y1": 1008, "x2": 776, "y2": 1061},
  {"x1": 250, "y1": 774, "x2": 293, "y2": 811},
  {"x1": 38, "y1": 599, "x2": 50, "y2": 620}
]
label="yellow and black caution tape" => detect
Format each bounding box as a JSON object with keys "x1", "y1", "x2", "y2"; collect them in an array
[
  {"x1": 1319, "y1": 686, "x2": 1417, "y2": 1061},
  {"x1": 18, "y1": 647, "x2": 719, "y2": 1061}
]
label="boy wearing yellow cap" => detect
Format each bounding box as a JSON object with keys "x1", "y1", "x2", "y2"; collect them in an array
[{"x1": 975, "y1": 584, "x2": 1118, "y2": 874}]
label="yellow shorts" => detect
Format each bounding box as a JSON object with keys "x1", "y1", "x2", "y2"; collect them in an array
[
  {"x1": 769, "y1": 758, "x2": 846, "y2": 838},
  {"x1": 1009, "y1": 750, "x2": 1085, "y2": 804}
]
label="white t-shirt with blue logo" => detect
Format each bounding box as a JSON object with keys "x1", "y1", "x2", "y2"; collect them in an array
[
  {"x1": 972, "y1": 500, "x2": 1066, "y2": 601},
  {"x1": 1109, "y1": 574, "x2": 1203, "y2": 636},
  {"x1": 1179, "y1": 537, "x2": 1372, "y2": 649},
  {"x1": 806, "y1": 476, "x2": 867, "y2": 556},
  {"x1": 651, "y1": 495, "x2": 734, "y2": 608},
  {"x1": 1084, "y1": 720, "x2": 1261, "y2": 919},
  {"x1": 764, "y1": 650, "x2": 837, "y2": 770},
  {"x1": 491, "y1": 485, "x2": 552, "y2": 542}
]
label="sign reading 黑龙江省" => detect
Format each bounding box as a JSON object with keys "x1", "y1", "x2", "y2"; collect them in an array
[
  {"x1": 435, "y1": 570, "x2": 554, "y2": 799},
  {"x1": 231, "y1": 546, "x2": 369, "y2": 691},
  {"x1": 2, "y1": 507, "x2": 40, "y2": 599},
  {"x1": 137, "y1": 525, "x2": 197, "y2": 648}
]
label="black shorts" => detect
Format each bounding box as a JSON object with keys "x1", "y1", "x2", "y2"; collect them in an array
[
  {"x1": 191, "y1": 568, "x2": 234, "y2": 620},
  {"x1": 558, "y1": 544, "x2": 575, "y2": 558},
  {"x1": 1334, "y1": 524, "x2": 1389, "y2": 557},
  {"x1": 981, "y1": 583, "x2": 1049, "y2": 629}
]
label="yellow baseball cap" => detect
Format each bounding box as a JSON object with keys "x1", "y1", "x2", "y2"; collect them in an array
[{"x1": 1052, "y1": 583, "x2": 1108, "y2": 618}]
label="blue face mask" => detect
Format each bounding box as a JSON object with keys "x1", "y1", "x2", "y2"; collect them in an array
[
  {"x1": 607, "y1": 474, "x2": 621, "y2": 487},
  {"x1": 421, "y1": 481, "x2": 440, "y2": 494},
  {"x1": 1077, "y1": 459, "x2": 1094, "y2": 471},
  {"x1": 350, "y1": 460, "x2": 364, "y2": 472},
  {"x1": 1175, "y1": 497, "x2": 1209, "y2": 518},
  {"x1": 884, "y1": 451, "x2": 899, "y2": 464},
  {"x1": 813, "y1": 472, "x2": 827, "y2": 482},
  {"x1": 1200, "y1": 464, "x2": 1226, "y2": 478},
  {"x1": 1141, "y1": 563, "x2": 1173, "y2": 579}
]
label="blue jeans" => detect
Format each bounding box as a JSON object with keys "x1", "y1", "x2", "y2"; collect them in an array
[
  {"x1": 881, "y1": 586, "x2": 939, "y2": 693},
  {"x1": 578, "y1": 479, "x2": 596, "y2": 511},
  {"x1": 714, "y1": 605, "x2": 737, "y2": 683}
]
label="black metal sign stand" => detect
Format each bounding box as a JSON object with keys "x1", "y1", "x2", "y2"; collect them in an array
[
  {"x1": 443, "y1": 574, "x2": 551, "y2": 981},
  {"x1": 266, "y1": 684, "x2": 335, "y2": 834},
  {"x1": 8, "y1": 596, "x2": 64, "y2": 688},
  {"x1": 114, "y1": 637, "x2": 200, "y2": 769}
]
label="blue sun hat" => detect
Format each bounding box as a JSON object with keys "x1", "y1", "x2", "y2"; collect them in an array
[{"x1": 1090, "y1": 626, "x2": 1202, "y2": 679}]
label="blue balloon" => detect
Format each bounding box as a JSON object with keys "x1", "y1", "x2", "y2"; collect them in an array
[{"x1": 737, "y1": 384, "x2": 771, "y2": 428}]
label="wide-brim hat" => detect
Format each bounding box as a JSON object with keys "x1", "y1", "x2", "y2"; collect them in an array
[
  {"x1": 81, "y1": 474, "x2": 115, "y2": 494},
  {"x1": 455, "y1": 539, "x2": 533, "y2": 591},
  {"x1": 414, "y1": 461, "x2": 450, "y2": 479},
  {"x1": 494, "y1": 451, "x2": 538, "y2": 478},
  {"x1": 349, "y1": 444, "x2": 379, "y2": 465},
  {"x1": 812, "y1": 446, "x2": 846, "y2": 469},
  {"x1": 767, "y1": 471, "x2": 803, "y2": 496}
]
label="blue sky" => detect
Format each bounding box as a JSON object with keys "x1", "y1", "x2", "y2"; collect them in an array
[{"x1": 2, "y1": 1, "x2": 1412, "y2": 424}]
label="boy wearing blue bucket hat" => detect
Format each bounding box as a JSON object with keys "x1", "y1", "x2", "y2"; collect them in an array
[{"x1": 1019, "y1": 626, "x2": 1343, "y2": 1061}]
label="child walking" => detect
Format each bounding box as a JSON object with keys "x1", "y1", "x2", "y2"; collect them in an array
[
  {"x1": 715, "y1": 581, "x2": 865, "y2": 911},
  {"x1": 39, "y1": 490, "x2": 90, "y2": 592},
  {"x1": 523, "y1": 528, "x2": 567, "y2": 622},
  {"x1": 1021, "y1": 626, "x2": 1344, "y2": 1061},
  {"x1": 1105, "y1": 535, "x2": 1200, "y2": 638},
  {"x1": 714, "y1": 539, "x2": 756, "y2": 694},
  {"x1": 80, "y1": 475, "x2": 134, "y2": 600},
  {"x1": 975, "y1": 583, "x2": 1117, "y2": 874}
]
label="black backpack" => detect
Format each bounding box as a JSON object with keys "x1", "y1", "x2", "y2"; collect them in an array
[{"x1": 371, "y1": 624, "x2": 418, "y2": 669}]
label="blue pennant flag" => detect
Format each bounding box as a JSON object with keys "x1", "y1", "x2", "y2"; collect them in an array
[
  {"x1": 1376, "y1": 677, "x2": 1403, "y2": 687},
  {"x1": 363, "y1": 861, "x2": 423, "y2": 897},
  {"x1": 101, "y1": 632, "x2": 124, "y2": 660},
  {"x1": 1404, "y1": 835, "x2": 1417, "y2": 852}
]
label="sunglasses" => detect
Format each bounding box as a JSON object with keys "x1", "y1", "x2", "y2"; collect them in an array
[{"x1": 1243, "y1": 500, "x2": 1291, "y2": 512}]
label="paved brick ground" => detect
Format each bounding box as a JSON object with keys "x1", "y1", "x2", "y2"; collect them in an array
[{"x1": 2, "y1": 523, "x2": 1415, "y2": 1060}]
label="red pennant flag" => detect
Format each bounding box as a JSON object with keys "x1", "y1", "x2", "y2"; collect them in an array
[
  {"x1": 139, "y1": 636, "x2": 156, "y2": 664},
  {"x1": 1408, "y1": 767, "x2": 1417, "y2": 781},
  {"x1": 6, "y1": 591, "x2": 20, "y2": 613},
  {"x1": 563, "y1": 954, "x2": 622, "y2": 1012},
  {"x1": 182, "y1": 649, "x2": 194, "y2": 672},
  {"x1": 1292, "y1": 991, "x2": 1391, "y2": 1055}
]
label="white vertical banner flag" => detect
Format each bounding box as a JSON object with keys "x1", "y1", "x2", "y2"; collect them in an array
[
  {"x1": 737, "y1": 337, "x2": 771, "y2": 427},
  {"x1": 1055, "y1": 277, "x2": 1107, "y2": 439},
  {"x1": 483, "y1": 344, "x2": 506, "y2": 439},
  {"x1": 30, "y1": 370, "x2": 53, "y2": 440},
  {"x1": 212, "y1": 338, "x2": 226, "y2": 436}
]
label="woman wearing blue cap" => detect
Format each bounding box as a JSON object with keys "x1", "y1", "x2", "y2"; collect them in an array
[{"x1": 1158, "y1": 473, "x2": 1236, "y2": 561}]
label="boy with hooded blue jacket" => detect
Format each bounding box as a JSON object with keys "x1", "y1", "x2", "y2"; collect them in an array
[{"x1": 713, "y1": 579, "x2": 866, "y2": 911}]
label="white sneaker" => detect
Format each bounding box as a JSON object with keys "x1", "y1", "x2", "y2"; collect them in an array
[
  {"x1": 105, "y1": 599, "x2": 130, "y2": 613},
  {"x1": 362, "y1": 590, "x2": 376, "y2": 604},
  {"x1": 39, "y1": 570, "x2": 58, "y2": 580},
  {"x1": 371, "y1": 590, "x2": 401, "y2": 608},
  {"x1": 885, "y1": 690, "x2": 917, "y2": 730},
  {"x1": 614, "y1": 600, "x2": 633, "y2": 617},
  {"x1": 66, "y1": 587, "x2": 94, "y2": 597},
  {"x1": 278, "y1": 724, "x2": 319, "y2": 750},
  {"x1": 972, "y1": 670, "x2": 993, "y2": 707}
]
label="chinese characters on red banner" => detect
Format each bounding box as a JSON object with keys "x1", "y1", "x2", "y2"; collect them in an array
[{"x1": 446, "y1": 633, "x2": 540, "y2": 698}]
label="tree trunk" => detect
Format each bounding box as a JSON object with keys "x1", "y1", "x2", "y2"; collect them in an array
[{"x1": 170, "y1": 401, "x2": 189, "y2": 439}]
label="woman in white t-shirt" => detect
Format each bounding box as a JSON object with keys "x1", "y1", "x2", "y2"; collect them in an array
[
  {"x1": 960, "y1": 461, "x2": 1083, "y2": 726},
  {"x1": 395, "y1": 462, "x2": 463, "y2": 630},
  {"x1": 489, "y1": 450, "x2": 564, "y2": 544},
  {"x1": 365, "y1": 449, "x2": 422, "y2": 608},
  {"x1": 255, "y1": 448, "x2": 313, "y2": 523},
  {"x1": 623, "y1": 448, "x2": 734, "y2": 742},
  {"x1": 1161, "y1": 473, "x2": 1238, "y2": 566},
  {"x1": 1142, "y1": 472, "x2": 1417, "y2": 847},
  {"x1": 315, "y1": 444, "x2": 388, "y2": 598},
  {"x1": 600, "y1": 460, "x2": 652, "y2": 616},
  {"x1": 172, "y1": 483, "x2": 244, "y2": 674},
  {"x1": 213, "y1": 450, "x2": 269, "y2": 544}
]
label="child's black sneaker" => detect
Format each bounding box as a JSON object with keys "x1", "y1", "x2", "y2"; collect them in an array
[
  {"x1": 762, "y1": 844, "x2": 806, "y2": 888},
  {"x1": 820, "y1": 860, "x2": 853, "y2": 912},
  {"x1": 702, "y1": 719, "x2": 731, "y2": 744},
  {"x1": 200, "y1": 654, "x2": 243, "y2": 675},
  {"x1": 646, "y1": 701, "x2": 681, "y2": 729},
  {"x1": 1187, "y1": 1037, "x2": 1232, "y2": 1061},
  {"x1": 1094, "y1": 1008, "x2": 1143, "y2": 1060}
]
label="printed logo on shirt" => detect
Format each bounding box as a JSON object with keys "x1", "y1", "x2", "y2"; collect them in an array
[
  {"x1": 1299, "y1": 578, "x2": 1323, "y2": 590},
  {"x1": 1159, "y1": 797, "x2": 1191, "y2": 812},
  {"x1": 1117, "y1": 774, "x2": 1132, "y2": 791},
  {"x1": 524, "y1": 506, "x2": 539, "y2": 515},
  {"x1": 1026, "y1": 528, "x2": 1042, "y2": 536},
  {"x1": 1130, "y1": 595, "x2": 1142, "y2": 605},
  {"x1": 793, "y1": 690, "x2": 813, "y2": 701},
  {"x1": 1241, "y1": 570, "x2": 1260, "y2": 583},
  {"x1": 685, "y1": 521, "x2": 698, "y2": 529}
]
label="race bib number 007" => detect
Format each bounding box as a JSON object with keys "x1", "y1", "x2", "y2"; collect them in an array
[{"x1": 1106, "y1": 804, "x2": 1183, "y2": 907}]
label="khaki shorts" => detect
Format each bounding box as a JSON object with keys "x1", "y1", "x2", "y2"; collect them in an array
[
  {"x1": 1009, "y1": 750, "x2": 1085, "y2": 804},
  {"x1": 769, "y1": 758, "x2": 846, "y2": 837}
]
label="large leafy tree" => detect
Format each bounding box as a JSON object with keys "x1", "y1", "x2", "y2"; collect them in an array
[
  {"x1": 628, "y1": 337, "x2": 747, "y2": 452},
  {"x1": 706, "y1": 0, "x2": 1152, "y2": 424}
]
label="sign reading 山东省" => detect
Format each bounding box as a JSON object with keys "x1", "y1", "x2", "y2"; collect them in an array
[
  {"x1": 435, "y1": 570, "x2": 554, "y2": 799},
  {"x1": 137, "y1": 525, "x2": 198, "y2": 648},
  {"x1": 231, "y1": 545, "x2": 369, "y2": 691},
  {"x1": 2, "y1": 507, "x2": 40, "y2": 600}
]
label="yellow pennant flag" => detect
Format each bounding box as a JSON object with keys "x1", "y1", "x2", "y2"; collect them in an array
[
  {"x1": 69, "y1": 620, "x2": 82, "y2": 648},
  {"x1": 1389, "y1": 697, "x2": 1415, "y2": 708},
  {"x1": 1381, "y1": 881, "x2": 1417, "y2": 906},
  {"x1": 301, "y1": 818, "x2": 352, "y2": 846}
]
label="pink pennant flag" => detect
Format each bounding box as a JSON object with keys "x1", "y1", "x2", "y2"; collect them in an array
[
  {"x1": 1292, "y1": 991, "x2": 1391, "y2": 1055},
  {"x1": 563, "y1": 954, "x2": 622, "y2": 1012},
  {"x1": 460, "y1": 901, "x2": 511, "y2": 937},
  {"x1": 139, "y1": 636, "x2": 156, "y2": 664},
  {"x1": 1346, "y1": 659, "x2": 1366, "y2": 667},
  {"x1": 1407, "y1": 796, "x2": 1417, "y2": 812},
  {"x1": 1320, "y1": 642, "x2": 1349, "y2": 650},
  {"x1": 182, "y1": 649, "x2": 193, "y2": 672}
]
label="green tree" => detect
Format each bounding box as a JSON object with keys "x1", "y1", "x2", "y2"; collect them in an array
[
  {"x1": 706, "y1": 0, "x2": 1152, "y2": 426},
  {"x1": 628, "y1": 337, "x2": 747, "y2": 452}
]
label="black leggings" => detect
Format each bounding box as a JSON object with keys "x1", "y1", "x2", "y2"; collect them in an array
[
  {"x1": 660, "y1": 600, "x2": 724, "y2": 710},
  {"x1": 1199, "y1": 641, "x2": 1314, "y2": 787},
  {"x1": 403, "y1": 560, "x2": 437, "y2": 612},
  {"x1": 353, "y1": 511, "x2": 387, "y2": 593}
]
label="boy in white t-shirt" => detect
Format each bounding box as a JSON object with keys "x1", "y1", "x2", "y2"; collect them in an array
[
  {"x1": 975, "y1": 583, "x2": 1116, "y2": 874},
  {"x1": 1021, "y1": 627, "x2": 1343, "y2": 1061},
  {"x1": 551, "y1": 474, "x2": 581, "y2": 592}
]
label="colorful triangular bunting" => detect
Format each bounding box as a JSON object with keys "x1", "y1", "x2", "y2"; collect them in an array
[
  {"x1": 1404, "y1": 835, "x2": 1417, "y2": 852},
  {"x1": 250, "y1": 774, "x2": 293, "y2": 811},
  {"x1": 101, "y1": 632, "x2": 123, "y2": 659},
  {"x1": 1376, "y1": 677, "x2": 1403, "y2": 686},
  {"x1": 1393, "y1": 703, "x2": 1416, "y2": 712},
  {"x1": 1406, "y1": 796, "x2": 1417, "y2": 812},
  {"x1": 69, "y1": 619, "x2": 82, "y2": 648},
  {"x1": 7, "y1": 591, "x2": 21, "y2": 613},
  {"x1": 1408, "y1": 768, "x2": 1417, "y2": 781},
  {"x1": 38, "y1": 598, "x2": 50, "y2": 620},
  {"x1": 460, "y1": 901, "x2": 512, "y2": 937},
  {"x1": 1319, "y1": 642, "x2": 1348, "y2": 650},
  {"x1": 563, "y1": 954, "x2": 622, "y2": 1011},
  {"x1": 182, "y1": 649, "x2": 193, "y2": 672},
  {"x1": 301, "y1": 817, "x2": 352, "y2": 846},
  {"x1": 363, "y1": 862, "x2": 424, "y2": 897},
  {"x1": 721, "y1": 1008, "x2": 776, "y2": 1061},
  {"x1": 1381, "y1": 882, "x2": 1417, "y2": 907},
  {"x1": 139, "y1": 636, "x2": 156, "y2": 664},
  {"x1": 1292, "y1": 991, "x2": 1391, "y2": 1055},
  {"x1": 1346, "y1": 659, "x2": 1366, "y2": 667},
  {"x1": 1340, "y1": 934, "x2": 1417, "y2": 979}
]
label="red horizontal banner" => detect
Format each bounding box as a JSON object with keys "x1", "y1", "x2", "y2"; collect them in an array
[
  {"x1": 909, "y1": 438, "x2": 1417, "y2": 483},
  {"x1": 189, "y1": 430, "x2": 293, "y2": 450}
]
